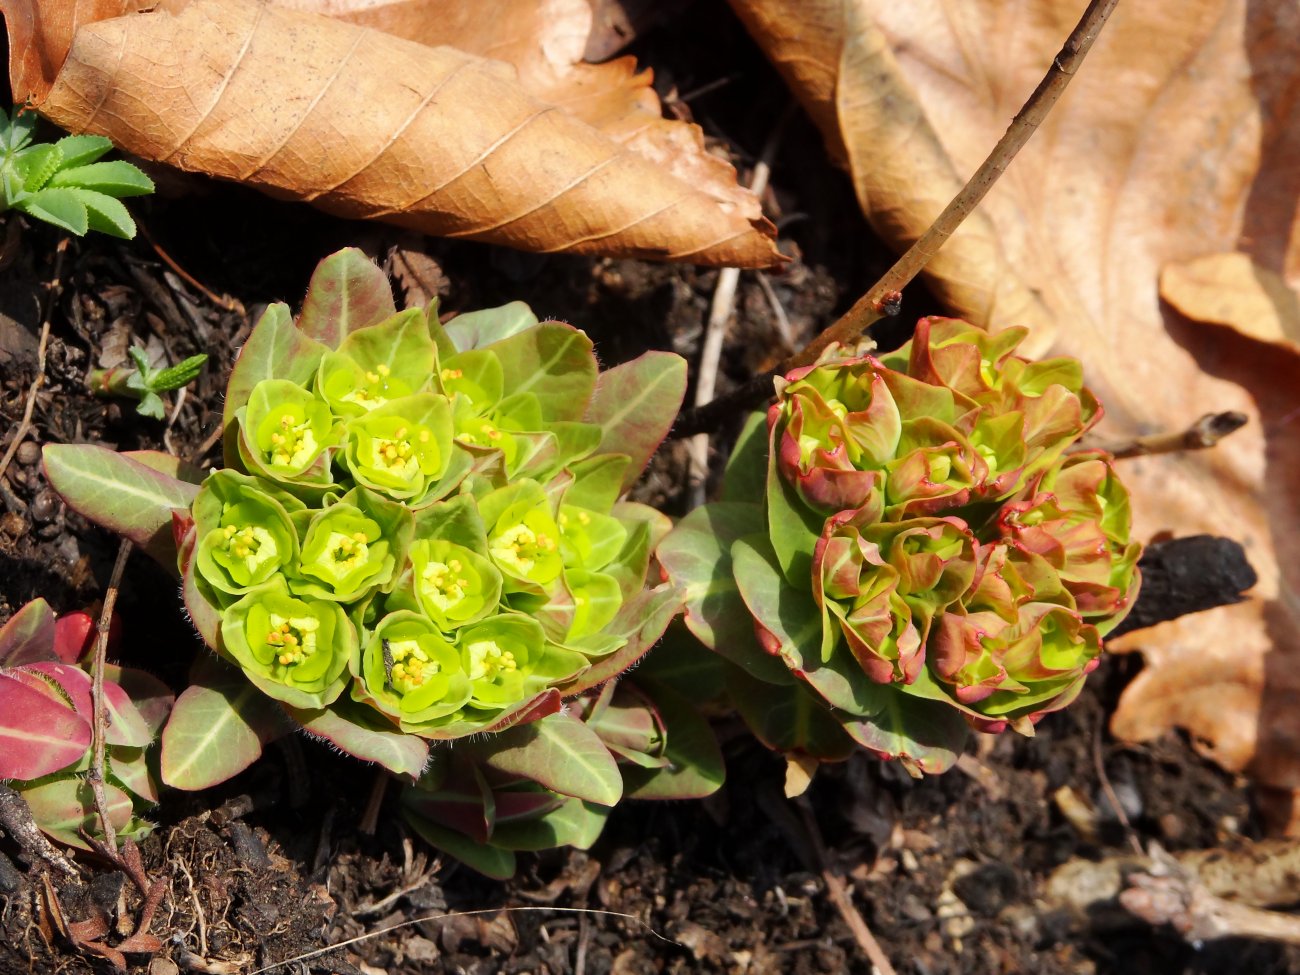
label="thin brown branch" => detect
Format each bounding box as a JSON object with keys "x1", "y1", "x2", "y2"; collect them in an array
[
  {"x1": 674, "y1": 0, "x2": 1122, "y2": 437},
  {"x1": 87, "y1": 538, "x2": 133, "y2": 855},
  {"x1": 794, "y1": 0, "x2": 1121, "y2": 368},
  {"x1": 796, "y1": 799, "x2": 897, "y2": 975},
  {"x1": 1107, "y1": 411, "x2": 1248, "y2": 460},
  {"x1": 0, "y1": 238, "x2": 67, "y2": 485}
]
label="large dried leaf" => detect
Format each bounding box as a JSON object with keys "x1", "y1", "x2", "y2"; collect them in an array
[
  {"x1": 3, "y1": 0, "x2": 779, "y2": 266},
  {"x1": 731, "y1": 0, "x2": 1300, "y2": 804}
]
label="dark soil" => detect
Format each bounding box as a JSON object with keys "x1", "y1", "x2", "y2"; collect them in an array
[{"x1": 1, "y1": 5, "x2": 1296, "y2": 975}]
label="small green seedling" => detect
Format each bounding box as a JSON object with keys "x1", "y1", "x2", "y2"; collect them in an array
[
  {"x1": 88, "y1": 346, "x2": 209, "y2": 419},
  {"x1": 0, "y1": 106, "x2": 154, "y2": 238}
]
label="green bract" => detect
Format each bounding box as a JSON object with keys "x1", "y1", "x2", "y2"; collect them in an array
[
  {"x1": 193, "y1": 471, "x2": 300, "y2": 596},
  {"x1": 661, "y1": 316, "x2": 1140, "y2": 776}
]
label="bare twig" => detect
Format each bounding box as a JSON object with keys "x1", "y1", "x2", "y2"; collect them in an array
[
  {"x1": 1106, "y1": 411, "x2": 1248, "y2": 460},
  {"x1": 0, "y1": 239, "x2": 66, "y2": 485},
  {"x1": 686, "y1": 105, "x2": 793, "y2": 509},
  {"x1": 136, "y1": 218, "x2": 246, "y2": 316},
  {"x1": 674, "y1": 0, "x2": 1122, "y2": 437},
  {"x1": 1092, "y1": 722, "x2": 1142, "y2": 856},
  {"x1": 87, "y1": 538, "x2": 133, "y2": 855},
  {"x1": 1121, "y1": 864, "x2": 1300, "y2": 947},
  {"x1": 796, "y1": 799, "x2": 897, "y2": 975}
]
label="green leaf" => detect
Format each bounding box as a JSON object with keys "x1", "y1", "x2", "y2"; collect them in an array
[
  {"x1": 486, "y1": 322, "x2": 598, "y2": 422},
  {"x1": 401, "y1": 811, "x2": 517, "y2": 879},
  {"x1": 765, "y1": 451, "x2": 823, "y2": 586},
  {"x1": 49, "y1": 160, "x2": 154, "y2": 197},
  {"x1": 297, "y1": 247, "x2": 396, "y2": 348},
  {"x1": 136, "y1": 391, "x2": 165, "y2": 418},
  {"x1": 477, "y1": 712, "x2": 622, "y2": 806},
  {"x1": 70, "y1": 188, "x2": 136, "y2": 239},
  {"x1": 622, "y1": 679, "x2": 725, "y2": 800},
  {"x1": 3, "y1": 108, "x2": 36, "y2": 153},
  {"x1": 160, "y1": 676, "x2": 286, "y2": 790},
  {"x1": 840, "y1": 687, "x2": 968, "y2": 776},
  {"x1": 289, "y1": 700, "x2": 429, "y2": 779},
  {"x1": 16, "y1": 143, "x2": 62, "y2": 192},
  {"x1": 53, "y1": 134, "x2": 113, "y2": 169},
  {"x1": 656, "y1": 502, "x2": 790, "y2": 683},
  {"x1": 443, "y1": 301, "x2": 538, "y2": 351},
  {"x1": 490, "y1": 796, "x2": 609, "y2": 852},
  {"x1": 123, "y1": 449, "x2": 208, "y2": 486},
  {"x1": 722, "y1": 411, "x2": 769, "y2": 504},
  {"x1": 15, "y1": 187, "x2": 87, "y2": 235},
  {"x1": 149, "y1": 354, "x2": 208, "y2": 392},
  {"x1": 19, "y1": 777, "x2": 133, "y2": 850},
  {"x1": 723, "y1": 663, "x2": 856, "y2": 762},
  {"x1": 43, "y1": 443, "x2": 199, "y2": 569},
  {"x1": 584, "y1": 351, "x2": 687, "y2": 490}
]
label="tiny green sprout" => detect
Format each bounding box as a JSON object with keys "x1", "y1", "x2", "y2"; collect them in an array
[
  {"x1": 88, "y1": 346, "x2": 209, "y2": 419},
  {"x1": 0, "y1": 107, "x2": 154, "y2": 238}
]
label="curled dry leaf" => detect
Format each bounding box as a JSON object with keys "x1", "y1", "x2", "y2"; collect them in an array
[
  {"x1": 1, "y1": 0, "x2": 780, "y2": 266},
  {"x1": 731, "y1": 0, "x2": 1300, "y2": 812}
]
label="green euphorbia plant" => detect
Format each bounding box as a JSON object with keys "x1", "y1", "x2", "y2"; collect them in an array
[
  {"x1": 660, "y1": 317, "x2": 1141, "y2": 776},
  {"x1": 0, "y1": 598, "x2": 172, "y2": 848},
  {"x1": 45, "y1": 248, "x2": 717, "y2": 872}
]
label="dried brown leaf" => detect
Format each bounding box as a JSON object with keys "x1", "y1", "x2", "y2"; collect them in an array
[
  {"x1": 731, "y1": 0, "x2": 1300, "y2": 804},
  {"x1": 1161, "y1": 253, "x2": 1300, "y2": 351},
  {"x1": 3, "y1": 0, "x2": 779, "y2": 266}
]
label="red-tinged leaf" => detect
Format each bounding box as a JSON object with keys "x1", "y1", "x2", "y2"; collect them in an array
[
  {"x1": 493, "y1": 789, "x2": 563, "y2": 825},
  {"x1": 288, "y1": 701, "x2": 428, "y2": 779},
  {"x1": 0, "y1": 597, "x2": 57, "y2": 666},
  {"x1": 0, "y1": 674, "x2": 90, "y2": 779},
  {"x1": 179, "y1": 529, "x2": 220, "y2": 649},
  {"x1": 18, "y1": 777, "x2": 133, "y2": 851},
  {"x1": 296, "y1": 247, "x2": 396, "y2": 348},
  {"x1": 840, "y1": 693, "x2": 969, "y2": 777},
  {"x1": 43, "y1": 443, "x2": 199, "y2": 570},
  {"x1": 477, "y1": 712, "x2": 623, "y2": 806},
  {"x1": 161, "y1": 677, "x2": 287, "y2": 790},
  {"x1": 102, "y1": 665, "x2": 174, "y2": 736},
  {"x1": 404, "y1": 759, "x2": 495, "y2": 843},
  {"x1": 51, "y1": 611, "x2": 95, "y2": 663},
  {"x1": 109, "y1": 745, "x2": 159, "y2": 803},
  {"x1": 584, "y1": 351, "x2": 687, "y2": 490},
  {"x1": 16, "y1": 663, "x2": 146, "y2": 746}
]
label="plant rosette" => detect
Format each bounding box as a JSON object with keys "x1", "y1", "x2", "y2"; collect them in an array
[
  {"x1": 44, "y1": 249, "x2": 691, "y2": 818},
  {"x1": 660, "y1": 317, "x2": 1141, "y2": 778},
  {"x1": 0, "y1": 598, "x2": 172, "y2": 849}
]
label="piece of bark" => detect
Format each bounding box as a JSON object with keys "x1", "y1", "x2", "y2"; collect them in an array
[{"x1": 1112, "y1": 535, "x2": 1257, "y2": 638}]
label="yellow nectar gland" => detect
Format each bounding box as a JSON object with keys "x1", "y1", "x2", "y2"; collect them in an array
[
  {"x1": 440, "y1": 368, "x2": 464, "y2": 383},
  {"x1": 490, "y1": 523, "x2": 555, "y2": 575},
  {"x1": 455, "y1": 420, "x2": 503, "y2": 447},
  {"x1": 421, "y1": 558, "x2": 470, "y2": 612},
  {"x1": 466, "y1": 640, "x2": 518, "y2": 683},
  {"x1": 222, "y1": 523, "x2": 276, "y2": 569},
  {"x1": 327, "y1": 531, "x2": 370, "y2": 569},
  {"x1": 387, "y1": 639, "x2": 437, "y2": 694},
  {"x1": 374, "y1": 426, "x2": 419, "y2": 474},
  {"x1": 268, "y1": 413, "x2": 318, "y2": 468},
  {"x1": 264, "y1": 614, "x2": 320, "y2": 668}
]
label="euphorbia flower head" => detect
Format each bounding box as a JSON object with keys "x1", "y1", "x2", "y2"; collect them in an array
[{"x1": 662, "y1": 316, "x2": 1140, "y2": 775}]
